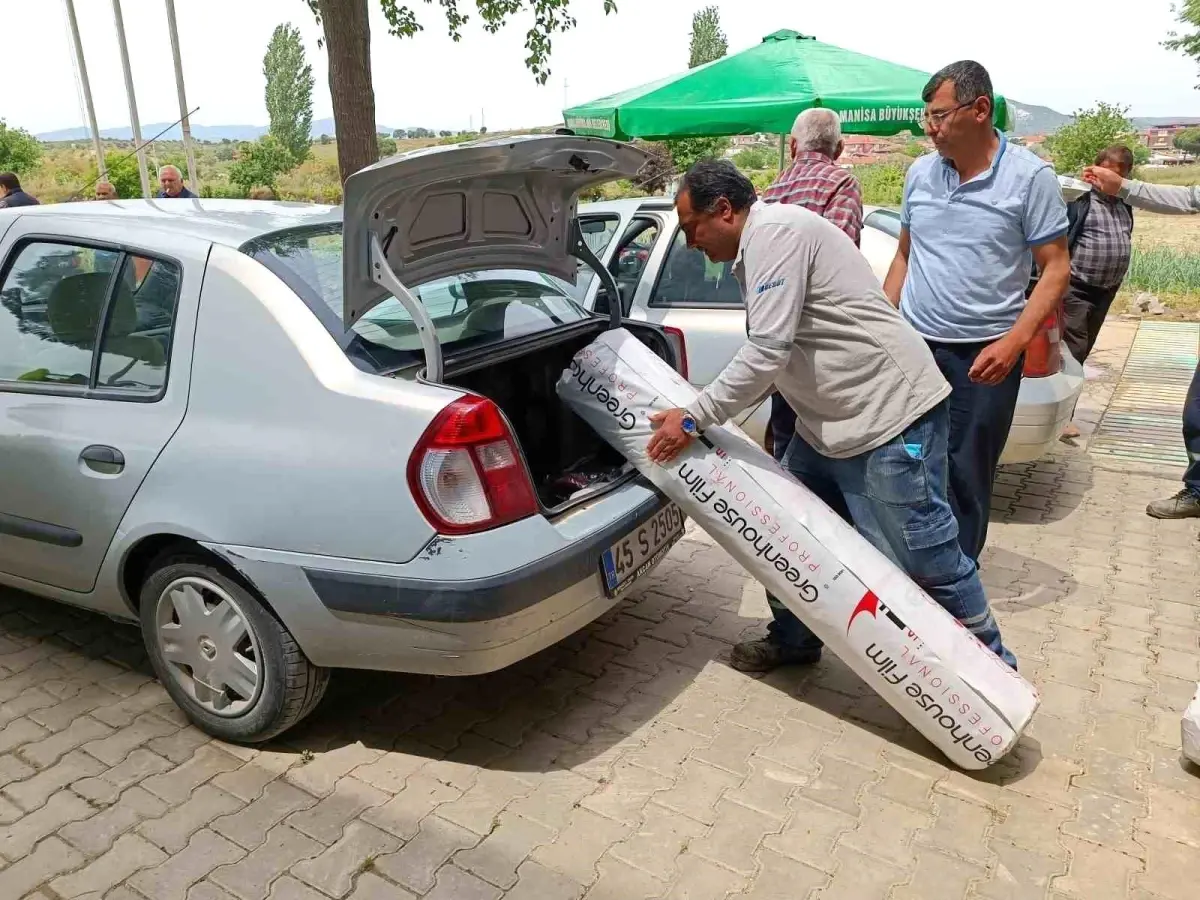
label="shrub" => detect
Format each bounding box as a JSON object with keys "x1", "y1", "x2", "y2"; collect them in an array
[{"x1": 854, "y1": 163, "x2": 907, "y2": 207}]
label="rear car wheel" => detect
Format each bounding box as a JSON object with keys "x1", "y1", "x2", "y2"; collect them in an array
[{"x1": 139, "y1": 553, "x2": 329, "y2": 743}]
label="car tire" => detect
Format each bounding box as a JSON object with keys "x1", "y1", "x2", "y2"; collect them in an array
[{"x1": 139, "y1": 552, "x2": 329, "y2": 743}]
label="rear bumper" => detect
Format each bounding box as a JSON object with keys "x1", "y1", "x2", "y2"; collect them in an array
[
  {"x1": 999, "y1": 355, "x2": 1085, "y2": 464},
  {"x1": 204, "y1": 481, "x2": 675, "y2": 675}
]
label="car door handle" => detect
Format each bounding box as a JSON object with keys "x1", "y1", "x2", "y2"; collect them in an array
[{"x1": 80, "y1": 445, "x2": 125, "y2": 470}]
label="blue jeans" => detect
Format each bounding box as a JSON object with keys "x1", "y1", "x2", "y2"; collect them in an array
[
  {"x1": 764, "y1": 401, "x2": 1017, "y2": 669},
  {"x1": 926, "y1": 341, "x2": 1024, "y2": 563},
  {"x1": 1184, "y1": 362, "x2": 1200, "y2": 496}
]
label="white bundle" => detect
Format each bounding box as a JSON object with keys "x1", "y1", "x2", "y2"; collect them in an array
[
  {"x1": 557, "y1": 329, "x2": 1039, "y2": 770},
  {"x1": 1183, "y1": 685, "x2": 1200, "y2": 767}
]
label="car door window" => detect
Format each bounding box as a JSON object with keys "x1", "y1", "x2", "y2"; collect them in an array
[
  {"x1": 565, "y1": 215, "x2": 620, "y2": 302},
  {"x1": 649, "y1": 228, "x2": 742, "y2": 308},
  {"x1": 864, "y1": 209, "x2": 902, "y2": 239},
  {"x1": 0, "y1": 241, "x2": 180, "y2": 396},
  {"x1": 597, "y1": 218, "x2": 660, "y2": 316},
  {"x1": 96, "y1": 254, "x2": 181, "y2": 393},
  {"x1": 0, "y1": 242, "x2": 121, "y2": 386}
]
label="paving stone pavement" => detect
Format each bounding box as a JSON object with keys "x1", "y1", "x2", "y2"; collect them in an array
[{"x1": 0, "y1": 320, "x2": 1197, "y2": 900}]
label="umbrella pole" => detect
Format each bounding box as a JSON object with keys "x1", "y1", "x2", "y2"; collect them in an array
[{"x1": 778, "y1": 134, "x2": 786, "y2": 171}]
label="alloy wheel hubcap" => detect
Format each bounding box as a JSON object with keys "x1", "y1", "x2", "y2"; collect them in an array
[{"x1": 155, "y1": 576, "x2": 262, "y2": 717}]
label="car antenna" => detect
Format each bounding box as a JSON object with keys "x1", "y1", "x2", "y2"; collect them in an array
[{"x1": 72, "y1": 107, "x2": 200, "y2": 198}]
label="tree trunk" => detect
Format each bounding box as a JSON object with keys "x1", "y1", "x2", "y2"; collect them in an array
[{"x1": 318, "y1": 0, "x2": 378, "y2": 184}]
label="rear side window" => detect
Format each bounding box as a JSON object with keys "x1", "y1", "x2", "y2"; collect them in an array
[
  {"x1": 249, "y1": 225, "x2": 592, "y2": 371},
  {"x1": 0, "y1": 240, "x2": 181, "y2": 397},
  {"x1": 649, "y1": 229, "x2": 743, "y2": 307}
]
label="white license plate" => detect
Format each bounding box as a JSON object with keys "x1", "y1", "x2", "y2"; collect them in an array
[{"x1": 600, "y1": 503, "x2": 685, "y2": 597}]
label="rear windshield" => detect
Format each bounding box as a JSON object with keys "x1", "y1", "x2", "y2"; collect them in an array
[{"x1": 246, "y1": 225, "x2": 592, "y2": 371}]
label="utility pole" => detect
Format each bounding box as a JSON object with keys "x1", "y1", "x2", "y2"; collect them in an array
[
  {"x1": 63, "y1": 0, "x2": 107, "y2": 184},
  {"x1": 111, "y1": 0, "x2": 150, "y2": 198},
  {"x1": 163, "y1": 0, "x2": 200, "y2": 193}
]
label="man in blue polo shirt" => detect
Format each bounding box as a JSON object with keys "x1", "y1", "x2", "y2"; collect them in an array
[{"x1": 883, "y1": 60, "x2": 1070, "y2": 564}]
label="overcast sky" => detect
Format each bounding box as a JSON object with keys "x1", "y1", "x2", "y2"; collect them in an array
[{"x1": 4, "y1": 0, "x2": 1199, "y2": 136}]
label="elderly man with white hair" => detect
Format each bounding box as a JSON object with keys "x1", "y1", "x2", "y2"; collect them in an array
[
  {"x1": 156, "y1": 165, "x2": 196, "y2": 199},
  {"x1": 762, "y1": 107, "x2": 862, "y2": 245}
]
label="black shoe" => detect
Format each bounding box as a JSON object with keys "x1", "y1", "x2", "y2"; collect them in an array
[
  {"x1": 1146, "y1": 489, "x2": 1200, "y2": 519},
  {"x1": 729, "y1": 638, "x2": 821, "y2": 673}
]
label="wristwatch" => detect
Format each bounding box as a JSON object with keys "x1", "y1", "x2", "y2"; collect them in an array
[{"x1": 680, "y1": 411, "x2": 698, "y2": 436}]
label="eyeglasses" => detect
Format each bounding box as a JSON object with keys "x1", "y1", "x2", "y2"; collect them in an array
[{"x1": 920, "y1": 100, "x2": 977, "y2": 131}]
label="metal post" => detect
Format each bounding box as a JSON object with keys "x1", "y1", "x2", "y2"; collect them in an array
[
  {"x1": 163, "y1": 0, "x2": 200, "y2": 193},
  {"x1": 779, "y1": 134, "x2": 786, "y2": 170},
  {"x1": 64, "y1": 0, "x2": 107, "y2": 184},
  {"x1": 111, "y1": 0, "x2": 150, "y2": 198}
]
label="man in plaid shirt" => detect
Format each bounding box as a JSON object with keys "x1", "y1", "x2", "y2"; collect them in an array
[
  {"x1": 763, "y1": 109, "x2": 863, "y2": 247},
  {"x1": 761, "y1": 109, "x2": 863, "y2": 460}
]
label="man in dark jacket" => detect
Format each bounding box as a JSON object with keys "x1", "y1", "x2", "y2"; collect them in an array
[
  {"x1": 1056, "y1": 145, "x2": 1135, "y2": 439},
  {"x1": 1063, "y1": 145, "x2": 1134, "y2": 366},
  {"x1": 0, "y1": 173, "x2": 39, "y2": 208}
]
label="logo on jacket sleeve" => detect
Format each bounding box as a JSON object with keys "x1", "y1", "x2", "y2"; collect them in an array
[{"x1": 755, "y1": 277, "x2": 786, "y2": 294}]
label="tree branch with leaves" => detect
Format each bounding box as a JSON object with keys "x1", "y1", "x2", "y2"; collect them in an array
[
  {"x1": 1166, "y1": 0, "x2": 1200, "y2": 87},
  {"x1": 307, "y1": 0, "x2": 618, "y2": 183}
]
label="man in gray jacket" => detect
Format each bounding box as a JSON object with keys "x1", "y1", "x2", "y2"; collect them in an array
[
  {"x1": 1084, "y1": 165, "x2": 1200, "y2": 520},
  {"x1": 647, "y1": 160, "x2": 1016, "y2": 672}
]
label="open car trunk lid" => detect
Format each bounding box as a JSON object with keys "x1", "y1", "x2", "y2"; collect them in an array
[{"x1": 342, "y1": 134, "x2": 651, "y2": 382}]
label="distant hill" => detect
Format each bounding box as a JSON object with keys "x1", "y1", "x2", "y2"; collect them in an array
[
  {"x1": 37, "y1": 117, "x2": 396, "y2": 143},
  {"x1": 1130, "y1": 116, "x2": 1200, "y2": 128},
  {"x1": 1008, "y1": 102, "x2": 1200, "y2": 136},
  {"x1": 1007, "y1": 101, "x2": 1072, "y2": 136}
]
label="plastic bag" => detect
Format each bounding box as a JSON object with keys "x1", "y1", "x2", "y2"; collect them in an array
[{"x1": 557, "y1": 328, "x2": 1040, "y2": 769}]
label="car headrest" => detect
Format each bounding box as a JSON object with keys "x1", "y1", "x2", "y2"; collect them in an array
[{"x1": 46, "y1": 273, "x2": 110, "y2": 346}]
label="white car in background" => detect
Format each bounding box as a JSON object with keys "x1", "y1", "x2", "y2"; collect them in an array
[{"x1": 569, "y1": 199, "x2": 1084, "y2": 463}]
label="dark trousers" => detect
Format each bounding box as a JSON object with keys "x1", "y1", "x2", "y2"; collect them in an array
[
  {"x1": 1062, "y1": 276, "x2": 1119, "y2": 365},
  {"x1": 926, "y1": 341, "x2": 1024, "y2": 563},
  {"x1": 1185, "y1": 362, "x2": 1200, "y2": 496}
]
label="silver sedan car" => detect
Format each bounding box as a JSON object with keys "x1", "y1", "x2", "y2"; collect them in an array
[
  {"x1": 571, "y1": 198, "x2": 1085, "y2": 462},
  {"x1": 0, "y1": 136, "x2": 685, "y2": 742}
]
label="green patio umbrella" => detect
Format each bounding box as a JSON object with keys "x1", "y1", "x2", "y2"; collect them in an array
[{"x1": 564, "y1": 30, "x2": 1008, "y2": 140}]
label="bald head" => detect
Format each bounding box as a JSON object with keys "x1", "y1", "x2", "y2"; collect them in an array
[
  {"x1": 790, "y1": 108, "x2": 843, "y2": 160},
  {"x1": 95, "y1": 182, "x2": 117, "y2": 201}
]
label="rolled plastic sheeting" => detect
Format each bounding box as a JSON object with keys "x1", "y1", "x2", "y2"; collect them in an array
[
  {"x1": 1183, "y1": 685, "x2": 1200, "y2": 767},
  {"x1": 557, "y1": 328, "x2": 1040, "y2": 770}
]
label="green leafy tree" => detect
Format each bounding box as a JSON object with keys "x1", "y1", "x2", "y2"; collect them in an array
[
  {"x1": 1166, "y1": 0, "x2": 1200, "y2": 87},
  {"x1": 229, "y1": 135, "x2": 295, "y2": 194},
  {"x1": 377, "y1": 134, "x2": 398, "y2": 157},
  {"x1": 1175, "y1": 126, "x2": 1200, "y2": 154},
  {"x1": 307, "y1": 0, "x2": 618, "y2": 184},
  {"x1": 733, "y1": 147, "x2": 772, "y2": 170},
  {"x1": 687, "y1": 5, "x2": 727, "y2": 68},
  {"x1": 666, "y1": 7, "x2": 729, "y2": 175},
  {"x1": 1044, "y1": 102, "x2": 1143, "y2": 174},
  {"x1": 0, "y1": 120, "x2": 42, "y2": 175},
  {"x1": 263, "y1": 23, "x2": 315, "y2": 166}
]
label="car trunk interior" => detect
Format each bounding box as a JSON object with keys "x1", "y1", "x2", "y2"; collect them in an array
[{"x1": 443, "y1": 322, "x2": 673, "y2": 511}]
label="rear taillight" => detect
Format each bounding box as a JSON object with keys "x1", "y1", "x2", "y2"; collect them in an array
[
  {"x1": 1022, "y1": 308, "x2": 1063, "y2": 378},
  {"x1": 408, "y1": 396, "x2": 538, "y2": 534},
  {"x1": 664, "y1": 326, "x2": 689, "y2": 380}
]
